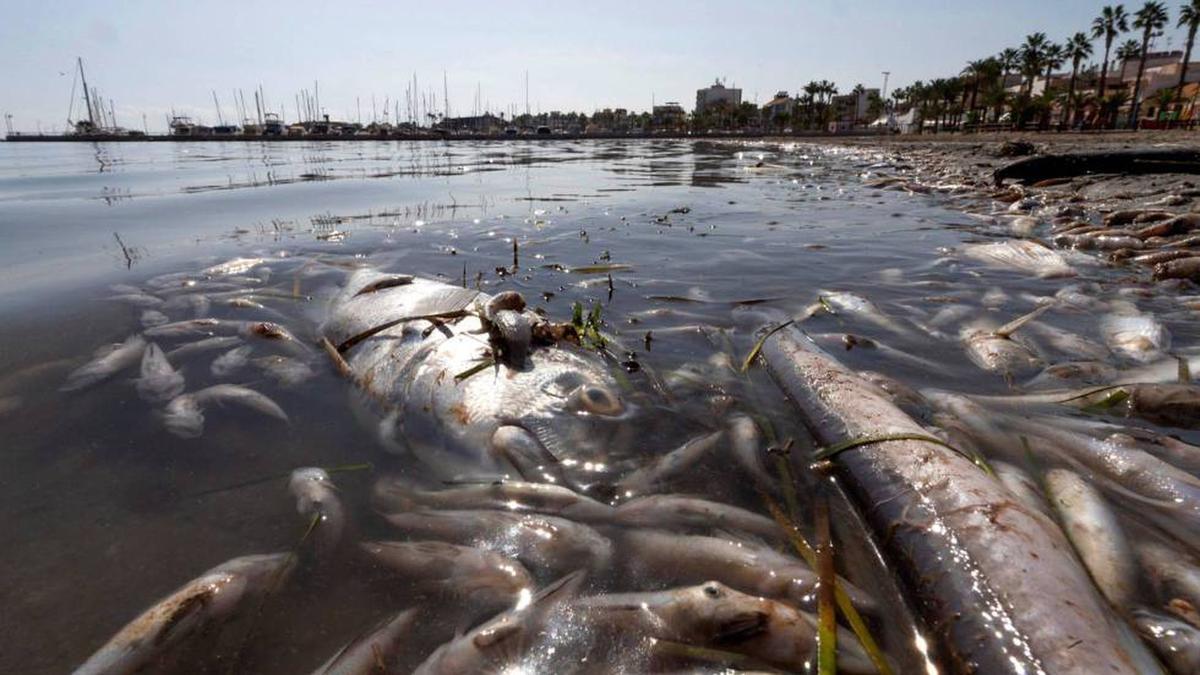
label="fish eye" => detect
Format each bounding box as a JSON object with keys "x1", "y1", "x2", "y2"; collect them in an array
[
  {"x1": 703, "y1": 583, "x2": 722, "y2": 598},
  {"x1": 570, "y1": 385, "x2": 623, "y2": 416}
]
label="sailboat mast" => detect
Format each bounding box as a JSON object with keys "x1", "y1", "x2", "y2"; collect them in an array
[{"x1": 79, "y1": 57, "x2": 95, "y2": 126}]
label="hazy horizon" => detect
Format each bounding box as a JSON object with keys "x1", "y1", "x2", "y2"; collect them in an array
[{"x1": 2, "y1": 0, "x2": 1195, "y2": 133}]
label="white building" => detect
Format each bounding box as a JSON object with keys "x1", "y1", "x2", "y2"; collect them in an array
[{"x1": 695, "y1": 79, "x2": 742, "y2": 113}]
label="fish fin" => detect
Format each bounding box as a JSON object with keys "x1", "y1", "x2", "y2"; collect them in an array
[
  {"x1": 993, "y1": 303, "x2": 1052, "y2": 338},
  {"x1": 529, "y1": 569, "x2": 587, "y2": 611}
]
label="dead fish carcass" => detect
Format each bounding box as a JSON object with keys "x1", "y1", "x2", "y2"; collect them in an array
[
  {"x1": 74, "y1": 553, "x2": 294, "y2": 675},
  {"x1": 962, "y1": 239, "x2": 1076, "y2": 278},
  {"x1": 576, "y1": 581, "x2": 876, "y2": 674},
  {"x1": 320, "y1": 271, "x2": 637, "y2": 485}
]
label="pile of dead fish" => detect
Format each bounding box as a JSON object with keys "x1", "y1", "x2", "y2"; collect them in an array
[
  {"x1": 67, "y1": 255, "x2": 890, "y2": 674},
  {"x1": 62, "y1": 257, "x2": 315, "y2": 438}
]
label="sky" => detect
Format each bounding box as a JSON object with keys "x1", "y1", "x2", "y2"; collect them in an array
[{"x1": 1, "y1": 0, "x2": 1195, "y2": 133}]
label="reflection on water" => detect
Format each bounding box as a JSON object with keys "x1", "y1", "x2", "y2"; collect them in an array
[{"x1": 0, "y1": 140, "x2": 1196, "y2": 673}]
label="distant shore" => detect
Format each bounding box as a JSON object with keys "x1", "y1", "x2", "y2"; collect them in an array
[{"x1": 9, "y1": 128, "x2": 1199, "y2": 144}]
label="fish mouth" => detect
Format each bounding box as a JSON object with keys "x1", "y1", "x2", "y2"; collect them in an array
[{"x1": 712, "y1": 610, "x2": 769, "y2": 644}]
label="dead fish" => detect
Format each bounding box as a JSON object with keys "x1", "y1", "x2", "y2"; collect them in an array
[
  {"x1": 108, "y1": 293, "x2": 163, "y2": 309},
  {"x1": 1044, "y1": 468, "x2": 1138, "y2": 609},
  {"x1": 135, "y1": 343, "x2": 185, "y2": 404},
  {"x1": 1006, "y1": 418, "x2": 1200, "y2": 552},
  {"x1": 982, "y1": 286, "x2": 1011, "y2": 308},
  {"x1": 612, "y1": 430, "x2": 723, "y2": 498},
  {"x1": 1101, "y1": 308, "x2": 1171, "y2": 363},
  {"x1": 253, "y1": 355, "x2": 316, "y2": 387},
  {"x1": 211, "y1": 345, "x2": 253, "y2": 377},
  {"x1": 62, "y1": 334, "x2": 146, "y2": 392},
  {"x1": 859, "y1": 370, "x2": 934, "y2": 420},
  {"x1": 202, "y1": 257, "x2": 267, "y2": 276},
  {"x1": 962, "y1": 239, "x2": 1075, "y2": 278},
  {"x1": 371, "y1": 477, "x2": 614, "y2": 523},
  {"x1": 160, "y1": 292, "x2": 212, "y2": 318},
  {"x1": 166, "y1": 336, "x2": 243, "y2": 360},
  {"x1": 1132, "y1": 609, "x2": 1200, "y2": 675},
  {"x1": 144, "y1": 318, "x2": 225, "y2": 338},
  {"x1": 1138, "y1": 543, "x2": 1200, "y2": 615},
  {"x1": 1009, "y1": 215, "x2": 1039, "y2": 237},
  {"x1": 613, "y1": 495, "x2": 783, "y2": 541},
  {"x1": 1155, "y1": 257, "x2": 1200, "y2": 282},
  {"x1": 383, "y1": 509, "x2": 611, "y2": 576},
  {"x1": 73, "y1": 553, "x2": 294, "y2": 675},
  {"x1": 820, "y1": 291, "x2": 910, "y2": 335},
  {"x1": 1124, "y1": 384, "x2": 1200, "y2": 428},
  {"x1": 289, "y1": 467, "x2": 345, "y2": 559},
  {"x1": 360, "y1": 540, "x2": 532, "y2": 609},
  {"x1": 313, "y1": 608, "x2": 418, "y2": 675},
  {"x1": 1026, "y1": 322, "x2": 1111, "y2": 361},
  {"x1": 576, "y1": 581, "x2": 875, "y2": 674},
  {"x1": 162, "y1": 384, "x2": 288, "y2": 438},
  {"x1": 322, "y1": 271, "x2": 631, "y2": 483},
  {"x1": 1055, "y1": 283, "x2": 1106, "y2": 311},
  {"x1": 412, "y1": 571, "x2": 584, "y2": 675},
  {"x1": 138, "y1": 309, "x2": 168, "y2": 330},
  {"x1": 727, "y1": 414, "x2": 773, "y2": 489},
  {"x1": 992, "y1": 461, "x2": 1053, "y2": 518},
  {"x1": 960, "y1": 318, "x2": 1044, "y2": 379},
  {"x1": 1025, "y1": 361, "x2": 1118, "y2": 389},
  {"x1": 617, "y1": 529, "x2": 874, "y2": 614}
]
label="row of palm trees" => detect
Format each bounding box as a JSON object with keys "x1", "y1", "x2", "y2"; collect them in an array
[{"x1": 898, "y1": 1, "x2": 1200, "y2": 131}]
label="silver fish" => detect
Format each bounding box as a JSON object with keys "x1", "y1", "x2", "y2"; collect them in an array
[
  {"x1": 1100, "y1": 308, "x2": 1171, "y2": 364},
  {"x1": 962, "y1": 239, "x2": 1075, "y2": 278},
  {"x1": 166, "y1": 336, "x2": 243, "y2": 360},
  {"x1": 412, "y1": 571, "x2": 584, "y2": 675},
  {"x1": 62, "y1": 334, "x2": 146, "y2": 392},
  {"x1": 383, "y1": 509, "x2": 611, "y2": 576},
  {"x1": 211, "y1": 345, "x2": 253, "y2": 377},
  {"x1": 612, "y1": 495, "x2": 783, "y2": 541},
  {"x1": 140, "y1": 310, "x2": 169, "y2": 328},
  {"x1": 1132, "y1": 609, "x2": 1200, "y2": 675},
  {"x1": 1139, "y1": 542, "x2": 1200, "y2": 614},
  {"x1": 726, "y1": 413, "x2": 773, "y2": 488},
  {"x1": 576, "y1": 581, "x2": 875, "y2": 674},
  {"x1": 321, "y1": 271, "x2": 633, "y2": 483},
  {"x1": 763, "y1": 327, "x2": 1149, "y2": 673},
  {"x1": 163, "y1": 384, "x2": 288, "y2": 438},
  {"x1": 73, "y1": 553, "x2": 293, "y2": 675},
  {"x1": 1044, "y1": 468, "x2": 1138, "y2": 609},
  {"x1": 253, "y1": 355, "x2": 316, "y2": 387},
  {"x1": 202, "y1": 257, "x2": 267, "y2": 276},
  {"x1": 617, "y1": 529, "x2": 874, "y2": 614},
  {"x1": 370, "y1": 477, "x2": 614, "y2": 523},
  {"x1": 819, "y1": 290, "x2": 910, "y2": 335},
  {"x1": 992, "y1": 461, "x2": 1052, "y2": 518},
  {"x1": 108, "y1": 293, "x2": 163, "y2": 309},
  {"x1": 289, "y1": 468, "x2": 344, "y2": 559},
  {"x1": 135, "y1": 343, "x2": 185, "y2": 404},
  {"x1": 313, "y1": 609, "x2": 417, "y2": 675},
  {"x1": 361, "y1": 540, "x2": 532, "y2": 609},
  {"x1": 613, "y1": 430, "x2": 723, "y2": 498}
]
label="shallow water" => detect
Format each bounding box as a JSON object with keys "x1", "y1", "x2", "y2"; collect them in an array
[{"x1": 1, "y1": 139, "x2": 1197, "y2": 673}]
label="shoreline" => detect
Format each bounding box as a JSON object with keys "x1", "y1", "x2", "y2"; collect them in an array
[
  {"x1": 820, "y1": 133, "x2": 1200, "y2": 287},
  {"x1": 6, "y1": 129, "x2": 1196, "y2": 144}
]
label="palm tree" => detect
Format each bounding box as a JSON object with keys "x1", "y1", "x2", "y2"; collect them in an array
[
  {"x1": 1043, "y1": 42, "x2": 1065, "y2": 111},
  {"x1": 1063, "y1": 32, "x2": 1095, "y2": 126},
  {"x1": 1092, "y1": 5, "x2": 1130, "y2": 100},
  {"x1": 1177, "y1": 0, "x2": 1200, "y2": 103},
  {"x1": 1130, "y1": 1, "x2": 1170, "y2": 127},
  {"x1": 1020, "y1": 33, "x2": 1050, "y2": 96},
  {"x1": 999, "y1": 48, "x2": 1020, "y2": 82}
]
